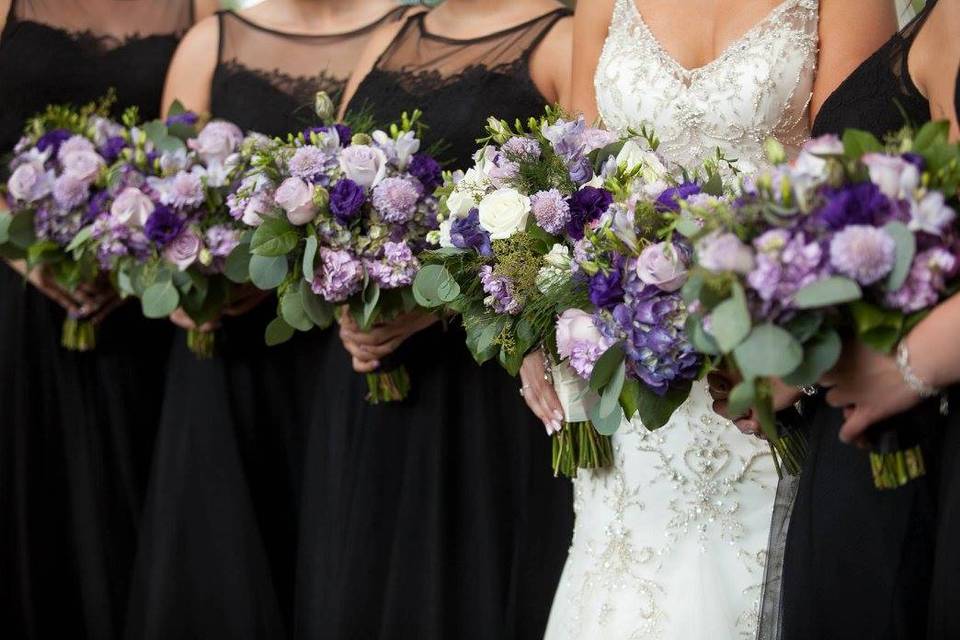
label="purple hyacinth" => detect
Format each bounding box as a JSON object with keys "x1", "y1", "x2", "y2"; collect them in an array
[
  {"x1": 366, "y1": 241, "x2": 419, "y2": 289},
  {"x1": 829, "y1": 225, "x2": 896, "y2": 285},
  {"x1": 144, "y1": 205, "x2": 185, "y2": 246},
  {"x1": 530, "y1": 189, "x2": 571, "y2": 235},
  {"x1": 566, "y1": 186, "x2": 613, "y2": 240},
  {"x1": 372, "y1": 176, "x2": 420, "y2": 224},
  {"x1": 817, "y1": 182, "x2": 892, "y2": 230},
  {"x1": 449, "y1": 208, "x2": 492, "y2": 256},
  {"x1": 311, "y1": 247, "x2": 364, "y2": 303},
  {"x1": 479, "y1": 265, "x2": 521, "y2": 315},
  {"x1": 655, "y1": 183, "x2": 702, "y2": 212},
  {"x1": 329, "y1": 178, "x2": 366, "y2": 226},
  {"x1": 408, "y1": 154, "x2": 442, "y2": 192}
]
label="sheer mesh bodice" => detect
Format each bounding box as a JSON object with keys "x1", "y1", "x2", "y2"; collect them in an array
[
  {"x1": 210, "y1": 7, "x2": 408, "y2": 137},
  {"x1": 346, "y1": 8, "x2": 571, "y2": 169},
  {"x1": 811, "y1": 1, "x2": 934, "y2": 138},
  {"x1": 0, "y1": 0, "x2": 192, "y2": 156}
]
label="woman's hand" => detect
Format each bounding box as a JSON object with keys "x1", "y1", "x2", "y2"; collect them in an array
[
  {"x1": 338, "y1": 309, "x2": 438, "y2": 373},
  {"x1": 519, "y1": 349, "x2": 564, "y2": 435},
  {"x1": 707, "y1": 370, "x2": 801, "y2": 438},
  {"x1": 222, "y1": 285, "x2": 270, "y2": 318},
  {"x1": 169, "y1": 308, "x2": 219, "y2": 333},
  {"x1": 6, "y1": 259, "x2": 118, "y2": 321}
]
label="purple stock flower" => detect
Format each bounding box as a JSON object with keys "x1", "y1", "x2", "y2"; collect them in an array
[
  {"x1": 747, "y1": 229, "x2": 826, "y2": 311},
  {"x1": 34, "y1": 204, "x2": 82, "y2": 246},
  {"x1": 36, "y1": 129, "x2": 71, "y2": 154},
  {"x1": 205, "y1": 225, "x2": 241, "y2": 259},
  {"x1": 311, "y1": 247, "x2": 364, "y2": 302},
  {"x1": 885, "y1": 248, "x2": 957, "y2": 312},
  {"x1": 655, "y1": 183, "x2": 701, "y2": 212},
  {"x1": 588, "y1": 260, "x2": 624, "y2": 310},
  {"x1": 144, "y1": 205, "x2": 184, "y2": 246},
  {"x1": 449, "y1": 208, "x2": 492, "y2": 256},
  {"x1": 329, "y1": 178, "x2": 366, "y2": 225},
  {"x1": 366, "y1": 241, "x2": 419, "y2": 289},
  {"x1": 817, "y1": 182, "x2": 892, "y2": 229},
  {"x1": 479, "y1": 265, "x2": 521, "y2": 315},
  {"x1": 408, "y1": 154, "x2": 442, "y2": 192},
  {"x1": 566, "y1": 186, "x2": 613, "y2": 240},
  {"x1": 829, "y1": 225, "x2": 896, "y2": 285},
  {"x1": 372, "y1": 176, "x2": 420, "y2": 224}
]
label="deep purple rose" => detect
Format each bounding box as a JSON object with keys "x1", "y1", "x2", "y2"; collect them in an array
[
  {"x1": 817, "y1": 182, "x2": 892, "y2": 229},
  {"x1": 36, "y1": 129, "x2": 71, "y2": 154},
  {"x1": 449, "y1": 208, "x2": 492, "y2": 256},
  {"x1": 655, "y1": 182, "x2": 702, "y2": 212},
  {"x1": 84, "y1": 190, "x2": 111, "y2": 224},
  {"x1": 165, "y1": 112, "x2": 199, "y2": 127},
  {"x1": 329, "y1": 178, "x2": 366, "y2": 225},
  {"x1": 588, "y1": 260, "x2": 624, "y2": 310},
  {"x1": 144, "y1": 205, "x2": 185, "y2": 246},
  {"x1": 100, "y1": 136, "x2": 127, "y2": 162},
  {"x1": 408, "y1": 154, "x2": 442, "y2": 192},
  {"x1": 566, "y1": 186, "x2": 613, "y2": 240}
]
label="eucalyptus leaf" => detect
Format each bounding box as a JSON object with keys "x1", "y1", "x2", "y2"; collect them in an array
[
  {"x1": 301, "y1": 281, "x2": 333, "y2": 329},
  {"x1": 634, "y1": 380, "x2": 692, "y2": 431},
  {"x1": 782, "y1": 328, "x2": 842, "y2": 387},
  {"x1": 360, "y1": 282, "x2": 381, "y2": 330},
  {"x1": 0, "y1": 211, "x2": 13, "y2": 244},
  {"x1": 8, "y1": 211, "x2": 36, "y2": 249},
  {"x1": 250, "y1": 216, "x2": 298, "y2": 257},
  {"x1": 685, "y1": 314, "x2": 720, "y2": 355},
  {"x1": 842, "y1": 129, "x2": 883, "y2": 159},
  {"x1": 734, "y1": 324, "x2": 803, "y2": 378},
  {"x1": 302, "y1": 235, "x2": 318, "y2": 281},
  {"x1": 599, "y1": 360, "x2": 626, "y2": 418},
  {"x1": 265, "y1": 317, "x2": 295, "y2": 346},
  {"x1": 727, "y1": 380, "x2": 756, "y2": 418},
  {"x1": 589, "y1": 401, "x2": 624, "y2": 436},
  {"x1": 249, "y1": 254, "x2": 289, "y2": 290},
  {"x1": 793, "y1": 276, "x2": 862, "y2": 309},
  {"x1": 783, "y1": 312, "x2": 823, "y2": 344},
  {"x1": 498, "y1": 344, "x2": 525, "y2": 377},
  {"x1": 619, "y1": 379, "x2": 642, "y2": 420},
  {"x1": 413, "y1": 264, "x2": 458, "y2": 308},
  {"x1": 883, "y1": 221, "x2": 915, "y2": 292},
  {"x1": 589, "y1": 343, "x2": 625, "y2": 393},
  {"x1": 849, "y1": 300, "x2": 903, "y2": 353},
  {"x1": 64, "y1": 225, "x2": 94, "y2": 254},
  {"x1": 709, "y1": 283, "x2": 751, "y2": 353},
  {"x1": 224, "y1": 241, "x2": 251, "y2": 284},
  {"x1": 281, "y1": 289, "x2": 314, "y2": 332},
  {"x1": 475, "y1": 319, "x2": 503, "y2": 357},
  {"x1": 142, "y1": 281, "x2": 180, "y2": 319}
]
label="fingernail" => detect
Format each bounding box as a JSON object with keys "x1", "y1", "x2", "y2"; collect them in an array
[
  {"x1": 550, "y1": 419, "x2": 562, "y2": 433},
  {"x1": 553, "y1": 409, "x2": 564, "y2": 421}
]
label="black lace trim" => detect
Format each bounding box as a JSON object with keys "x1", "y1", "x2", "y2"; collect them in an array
[
  {"x1": 216, "y1": 60, "x2": 347, "y2": 105},
  {"x1": 371, "y1": 58, "x2": 534, "y2": 96},
  {"x1": 5, "y1": 18, "x2": 184, "y2": 55}
]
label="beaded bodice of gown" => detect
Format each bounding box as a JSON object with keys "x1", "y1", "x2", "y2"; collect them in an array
[
  {"x1": 210, "y1": 6, "x2": 408, "y2": 137},
  {"x1": 545, "y1": 2, "x2": 818, "y2": 639},
  {"x1": 0, "y1": 0, "x2": 192, "y2": 156},
  {"x1": 595, "y1": 0, "x2": 818, "y2": 170},
  {"x1": 346, "y1": 8, "x2": 571, "y2": 168}
]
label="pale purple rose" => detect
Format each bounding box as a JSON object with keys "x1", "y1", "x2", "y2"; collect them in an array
[
  {"x1": 7, "y1": 160, "x2": 53, "y2": 202},
  {"x1": 56, "y1": 135, "x2": 95, "y2": 161},
  {"x1": 110, "y1": 187, "x2": 155, "y2": 227},
  {"x1": 52, "y1": 173, "x2": 89, "y2": 208},
  {"x1": 242, "y1": 191, "x2": 276, "y2": 227},
  {"x1": 862, "y1": 153, "x2": 920, "y2": 200},
  {"x1": 61, "y1": 150, "x2": 104, "y2": 183},
  {"x1": 829, "y1": 225, "x2": 896, "y2": 285},
  {"x1": 189, "y1": 121, "x2": 243, "y2": 164},
  {"x1": 339, "y1": 144, "x2": 387, "y2": 189},
  {"x1": 909, "y1": 191, "x2": 956, "y2": 236},
  {"x1": 163, "y1": 228, "x2": 203, "y2": 270},
  {"x1": 636, "y1": 242, "x2": 688, "y2": 292},
  {"x1": 311, "y1": 247, "x2": 364, "y2": 302},
  {"x1": 275, "y1": 177, "x2": 316, "y2": 226},
  {"x1": 696, "y1": 232, "x2": 756, "y2": 274},
  {"x1": 556, "y1": 308, "x2": 609, "y2": 379}
]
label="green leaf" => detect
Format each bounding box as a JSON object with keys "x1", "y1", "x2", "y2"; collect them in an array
[
  {"x1": 475, "y1": 319, "x2": 503, "y2": 357},
  {"x1": 413, "y1": 264, "x2": 459, "y2": 308},
  {"x1": 793, "y1": 276, "x2": 862, "y2": 309},
  {"x1": 514, "y1": 318, "x2": 537, "y2": 356},
  {"x1": 708, "y1": 282, "x2": 751, "y2": 353},
  {"x1": 281, "y1": 289, "x2": 314, "y2": 332},
  {"x1": 465, "y1": 319, "x2": 499, "y2": 363},
  {"x1": 589, "y1": 140, "x2": 626, "y2": 172},
  {"x1": 265, "y1": 317, "x2": 295, "y2": 346},
  {"x1": 249, "y1": 254, "x2": 289, "y2": 290},
  {"x1": 686, "y1": 313, "x2": 720, "y2": 355},
  {"x1": 224, "y1": 241, "x2": 251, "y2": 284},
  {"x1": 7, "y1": 211, "x2": 36, "y2": 249},
  {"x1": 674, "y1": 215, "x2": 701, "y2": 239},
  {"x1": 143, "y1": 120, "x2": 168, "y2": 144},
  {"x1": 913, "y1": 120, "x2": 950, "y2": 153},
  {"x1": 302, "y1": 235, "x2": 318, "y2": 281},
  {"x1": 64, "y1": 225, "x2": 94, "y2": 254},
  {"x1": 498, "y1": 344, "x2": 525, "y2": 377},
  {"x1": 883, "y1": 221, "x2": 915, "y2": 292},
  {"x1": 250, "y1": 216, "x2": 299, "y2": 257},
  {"x1": 782, "y1": 328, "x2": 842, "y2": 387},
  {"x1": 301, "y1": 281, "x2": 333, "y2": 328},
  {"x1": 842, "y1": 129, "x2": 883, "y2": 159},
  {"x1": 524, "y1": 216, "x2": 559, "y2": 254},
  {"x1": 849, "y1": 300, "x2": 903, "y2": 353},
  {"x1": 589, "y1": 400, "x2": 624, "y2": 436},
  {"x1": 619, "y1": 378, "x2": 642, "y2": 420},
  {"x1": 681, "y1": 270, "x2": 704, "y2": 304},
  {"x1": 633, "y1": 380, "x2": 692, "y2": 430},
  {"x1": 181, "y1": 276, "x2": 227, "y2": 326},
  {"x1": 783, "y1": 312, "x2": 823, "y2": 344},
  {"x1": 26, "y1": 240, "x2": 60, "y2": 267},
  {"x1": 728, "y1": 380, "x2": 756, "y2": 419},
  {"x1": 734, "y1": 324, "x2": 804, "y2": 378},
  {"x1": 599, "y1": 360, "x2": 626, "y2": 418},
  {"x1": 142, "y1": 280, "x2": 180, "y2": 319},
  {"x1": 589, "y1": 343, "x2": 625, "y2": 393},
  {"x1": 360, "y1": 282, "x2": 381, "y2": 330},
  {"x1": 0, "y1": 211, "x2": 13, "y2": 244}
]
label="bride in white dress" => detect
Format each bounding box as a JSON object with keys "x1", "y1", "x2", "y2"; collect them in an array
[{"x1": 513, "y1": 1, "x2": 898, "y2": 638}]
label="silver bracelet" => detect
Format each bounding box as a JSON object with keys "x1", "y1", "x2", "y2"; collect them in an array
[{"x1": 895, "y1": 341, "x2": 940, "y2": 398}]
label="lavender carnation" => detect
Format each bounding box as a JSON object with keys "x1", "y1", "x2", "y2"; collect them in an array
[
  {"x1": 372, "y1": 176, "x2": 420, "y2": 224},
  {"x1": 366, "y1": 241, "x2": 419, "y2": 289},
  {"x1": 311, "y1": 247, "x2": 364, "y2": 302},
  {"x1": 530, "y1": 189, "x2": 571, "y2": 235},
  {"x1": 144, "y1": 205, "x2": 185, "y2": 246},
  {"x1": 829, "y1": 225, "x2": 896, "y2": 285},
  {"x1": 479, "y1": 265, "x2": 521, "y2": 315}
]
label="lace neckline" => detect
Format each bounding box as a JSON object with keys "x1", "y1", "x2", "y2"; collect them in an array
[
  {"x1": 627, "y1": 0, "x2": 806, "y2": 77},
  {"x1": 3, "y1": 17, "x2": 180, "y2": 52},
  {"x1": 417, "y1": 8, "x2": 566, "y2": 45},
  {"x1": 223, "y1": 7, "x2": 406, "y2": 40}
]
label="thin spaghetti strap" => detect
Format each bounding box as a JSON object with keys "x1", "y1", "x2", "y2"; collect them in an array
[
  {"x1": 216, "y1": 9, "x2": 226, "y2": 65},
  {"x1": 373, "y1": 11, "x2": 423, "y2": 69}
]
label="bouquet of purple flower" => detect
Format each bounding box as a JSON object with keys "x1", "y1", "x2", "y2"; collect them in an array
[
  {"x1": 234, "y1": 111, "x2": 441, "y2": 402},
  {"x1": 0, "y1": 96, "x2": 124, "y2": 350},
  {"x1": 85, "y1": 105, "x2": 253, "y2": 358},
  {"x1": 683, "y1": 125, "x2": 960, "y2": 485}
]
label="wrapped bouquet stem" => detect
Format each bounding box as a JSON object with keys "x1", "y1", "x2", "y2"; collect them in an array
[
  {"x1": 551, "y1": 360, "x2": 614, "y2": 477},
  {"x1": 61, "y1": 313, "x2": 96, "y2": 351}
]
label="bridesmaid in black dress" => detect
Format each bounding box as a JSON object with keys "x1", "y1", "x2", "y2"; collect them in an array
[
  {"x1": 123, "y1": 3, "x2": 409, "y2": 639},
  {"x1": 294, "y1": 3, "x2": 575, "y2": 639},
  {"x1": 777, "y1": 2, "x2": 960, "y2": 638},
  {"x1": 0, "y1": 1, "x2": 212, "y2": 638}
]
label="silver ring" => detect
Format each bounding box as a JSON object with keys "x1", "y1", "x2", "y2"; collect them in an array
[{"x1": 519, "y1": 386, "x2": 530, "y2": 397}]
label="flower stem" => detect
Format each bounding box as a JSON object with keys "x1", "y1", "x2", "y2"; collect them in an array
[
  {"x1": 365, "y1": 366, "x2": 411, "y2": 404},
  {"x1": 870, "y1": 428, "x2": 926, "y2": 490},
  {"x1": 61, "y1": 317, "x2": 96, "y2": 352},
  {"x1": 551, "y1": 421, "x2": 614, "y2": 478},
  {"x1": 756, "y1": 378, "x2": 806, "y2": 477},
  {"x1": 187, "y1": 329, "x2": 216, "y2": 360}
]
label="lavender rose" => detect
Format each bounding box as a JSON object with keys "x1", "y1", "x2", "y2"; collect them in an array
[
  {"x1": 61, "y1": 149, "x2": 105, "y2": 183},
  {"x1": 7, "y1": 160, "x2": 53, "y2": 202},
  {"x1": 862, "y1": 153, "x2": 920, "y2": 200},
  {"x1": 637, "y1": 242, "x2": 688, "y2": 292},
  {"x1": 329, "y1": 178, "x2": 366, "y2": 226},
  {"x1": 164, "y1": 228, "x2": 203, "y2": 270},
  {"x1": 190, "y1": 121, "x2": 243, "y2": 164},
  {"x1": 110, "y1": 187, "x2": 155, "y2": 227},
  {"x1": 339, "y1": 144, "x2": 387, "y2": 189},
  {"x1": 52, "y1": 174, "x2": 90, "y2": 208},
  {"x1": 275, "y1": 177, "x2": 317, "y2": 226}
]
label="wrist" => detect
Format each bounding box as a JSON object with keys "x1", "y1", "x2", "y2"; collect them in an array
[{"x1": 896, "y1": 338, "x2": 939, "y2": 398}]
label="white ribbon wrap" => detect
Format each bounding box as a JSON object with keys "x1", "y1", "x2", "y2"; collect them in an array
[{"x1": 552, "y1": 361, "x2": 598, "y2": 423}]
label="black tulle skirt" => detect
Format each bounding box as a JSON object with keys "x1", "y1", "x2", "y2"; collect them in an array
[
  {"x1": 781, "y1": 396, "x2": 944, "y2": 640},
  {"x1": 294, "y1": 323, "x2": 573, "y2": 640},
  {"x1": 124, "y1": 303, "x2": 327, "y2": 640},
  {"x1": 0, "y1": 263, "x2": 171, "y2": 640}
]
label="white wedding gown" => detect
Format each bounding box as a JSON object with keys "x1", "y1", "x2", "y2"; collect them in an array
[{"x1": 544, "y1": 1, "x2": 819, "y2": 638}]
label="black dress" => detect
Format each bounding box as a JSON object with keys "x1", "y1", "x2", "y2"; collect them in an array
[
  {"x1": 294, "y1": 10, "x2": 575, "y2": 640},
  {"x1": 123, "y1": 8, "x2": 408, "y2": 640},
  {"x1": 779, "y1": 6, "x2": 946, "y2": 639},
  {"x1": 0, "y1": 2, "x2": 189, "y2": 639}
]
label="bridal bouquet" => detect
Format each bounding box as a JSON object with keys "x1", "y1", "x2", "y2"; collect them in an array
[
  {"x1": 234, "y1": 111, "x2": 441, "y2": 402},
  {"x1": 682, "y1": 125, "x2": 960, "y2": 484},
  {"x1": 85, "y1": 106, "x2": 253, "y2": 358},
  {"x1": 0, "y1": 96, "x2": 123, "y2": 350}
]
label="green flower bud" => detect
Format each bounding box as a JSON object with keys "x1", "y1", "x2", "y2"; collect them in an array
[
  {"x1": 312, "y1": 186, "x2": 330, "y2": 211},
  {"x1": 314, "y1": 91, "x2": 335, "y2": 122},
  {"x1": 351, "y1": 133, "x2": 373, "y2": 146}
]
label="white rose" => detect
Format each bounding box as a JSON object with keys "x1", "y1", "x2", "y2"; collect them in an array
[
  {"x1": 445, "y1": 188, "x2": 478, "y2": 218},
  {"x1": 339, "y1": 144, "x2": 387, "y2": 189},
  {"x1": 110, "y1": 187, "x2": 155, "y2": 227},
  {"x1": 275, "y1": 177, "x2": 317, "y2": 226},
  {"x1": 477, "y1": 188, "x2": 531, "y2": 240},
  {"x1": 61, "y1": 149, "x2": 105, "y2": 183},
  {"x1": 862, "y1": 153, "x2": 920, "y2": 200}
]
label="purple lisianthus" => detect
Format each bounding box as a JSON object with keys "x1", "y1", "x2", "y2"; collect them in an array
[
  {"x1": 530, "y1": 189, "x2": 571, "y2": 235},
  {"x1": 36, "y1": 128, "x2": 71, "y2": 154},
  {"x1": 91, "y1": 217, "x2": 150, "y2": 268},
  {"x1": 329, "y1": 178, "x2": 366, "y2": 225},
  {"x1": 655, "y1": 182, "x2": 701, "y2": 212},
  {"x1": 479, "y1": 265, "x2": 521, "y2": 315},
  {"x1": 885, "y1": 248, "x2": 957, "y2": 312},
  {"x1": 311, "y1": 247, "x2": 364, "y2": 303},
  {"x1": 909, "y1": 191, "x2": 956, "y2": 236},
  {"x1": 100, "y1": 136, "x2": 127, "y2": 162},
  {"x1": 366, "y1": 241, "x2": 419, "y2": 289},
  {"x1": 588, "y1": 261, "x2": 624, "y2": 310},
  {"x1": 307, "y1": 124, "x2": 352, "y2": 147},
  {"x1": 829, "y1": 225, "x2": 896, "y2": 285},
  {"x1": 144, "y1": 205, "x2": 185, "y2": 246},
  {"x1": 84, "y1": 190, "x2": 111, "y2": 224},
  {"x1": 408, "y1": 154, "x2": 442, "y2": 192},
  {"x1": 566, "y1": 186, "x2": 613, "y2": 240},
  {"x1": 449, "y1": 208, "x2": 492, "y2": 256},
  {"x1": 372, "y1": 176, "x2": 420, "y2": 224},
  {"x1": 165, "y1": 112, "x2": 199, "y2": 127},
  {"x1": 52, "y1": 173, "x2": 90, "y2": 209},
  {"x1": 817, "y1": 182, "x2": 892, "y2": 230}
]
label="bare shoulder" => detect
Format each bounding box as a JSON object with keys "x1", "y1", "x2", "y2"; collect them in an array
[
  {"x1": 0, "y1": 0, "x2": 11, "y2": 35},
  {"x1": 192, "y1": 0, "x2": 220, "y2": 23},
  {"x1": 574, "y1": 0, "x2": 616, "y2": 25},
  {"x1": 176, "y1": 13, "x2": 220, "y2": 59}
]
